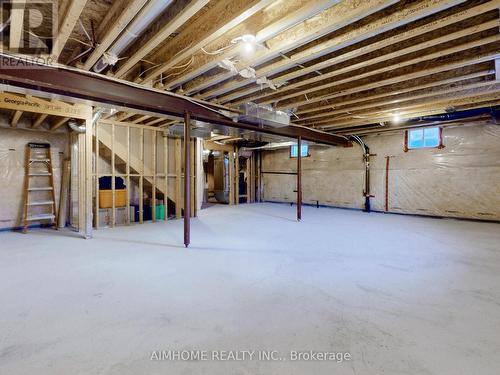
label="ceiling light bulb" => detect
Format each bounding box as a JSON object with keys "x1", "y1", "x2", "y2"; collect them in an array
[
  {"x1": 393, "y1": 113, "x2": 401, "y2": 123},
  {"x1": 242, "y1": 41, "x2": 255, "y2": 55},
  {"x1": 241, "y1": 34, "x2": 256, "y2": 44}
]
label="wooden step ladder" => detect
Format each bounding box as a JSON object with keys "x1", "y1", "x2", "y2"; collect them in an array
[{"x1": 23, "y1": 143, "x2": 57, "y2": 233}]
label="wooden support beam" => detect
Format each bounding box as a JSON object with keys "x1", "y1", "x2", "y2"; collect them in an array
[
  {"x1": 246, "y1": 155, "x2": 250, "y2": 204},
  {"x1": 114, "y1": 0, "x2": 209, "y2": 78},
  {"x1": 184, "y1": 111, "x2": 191, "y2": 248},
  {"x1": 256, "y1": 152, "x2": 261, "y2": 202},
  {"x1": 163, "y1": 134, "x2": 169, "y2": 219},
  {"x1": 52, "y1": 0, "x2": 87, "y2": 60},
  {"x1": 229, "y1": 150, "x2": 235, "y2": 205},
  {"x1": 132, "y1": 115, "x2": 151, "y2": 124},
  {"x1": 82, "y1": 0, "x2": 148, "y2": 70},
  {"x1": 84, "y1": 108, "x2": 93, "y2": 238},
  {"x1": 175, "y1": 138, "x2": 182, "y2": 218},
  {"x1": 126, "y1": 126, "x2": 131, "y2": 225},
  {"x1": 9, "y1": 0, "x2": 25, "y2": 51},
  {"x1": 50, "y1": 117, "x2": 70, "y2": 131},
  {"x1": 141, "y1": 0, "x2": 277, "y2": 84},
  {"x1": 0, "y1": 92, "x2": 90, "y2": 119},
  {"x1": 10, "y1": 110, "x2": 22, "y2": 127},
  {"x1": 94, "y1": 119, "x2": 99, "y2": 229},
  {"x1": 144, "y1": 117, "x2": 167, "y2": 126},
  {"x1": 190, "y1": 139, "x2": 196, "y2": 217},
  {"x1": 117, "y1": 112, "x2": 137, "y2": 122},
  {"x1": 203, "y1": 140, "x2": 234, "y2": 152},
  {"x1": 32, "y1": 114, "x2": 48, "y2": 129}
]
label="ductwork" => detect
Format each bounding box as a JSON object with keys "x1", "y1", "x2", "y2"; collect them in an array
[
  {"x1": 68, "y1": 108, "x2": 107, "y2": 133},
  {"x1": 68, "y1": 119, "x2": 86, "y2": 133},
  {"x1": 93, "y1": 0, "x2": 174, "y2": 73},
  {"x1": 350, "y1": 135, "x2": 372, "y2": 213}
]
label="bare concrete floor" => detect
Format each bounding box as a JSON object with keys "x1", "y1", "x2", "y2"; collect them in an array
[{"x1": 1, "y1": 203, "x2": 499, "y2": 375}]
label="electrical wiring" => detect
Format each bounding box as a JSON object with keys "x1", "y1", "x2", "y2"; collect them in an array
[
  {"x1": 78, "y1": 19, "x2": 92, "y2": 44},
  {"x1": 22, "y1": 29, "x2": 93, "y2": 48},
  {"x1": 200, "y1": 44, "x2": 234, "y2": 55},
  {"x1": 152, "y1": 56, "x2": 194, "y2": 83}
]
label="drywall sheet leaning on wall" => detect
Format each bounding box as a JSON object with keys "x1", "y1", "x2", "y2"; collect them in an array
[
  {"x1": 261, "y1": 124, "x2": 500, "y2": 221},
  {"x1": 0, "y1": 128, "x2": 68, "y2": 230}
]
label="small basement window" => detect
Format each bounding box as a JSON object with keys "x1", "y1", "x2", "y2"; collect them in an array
[
  {"x1": 290, "y1": 143, "x2": 309, "y2": 158},
  {"x1": 406, "y1": 127, "x2": 442, "y2": 150}
]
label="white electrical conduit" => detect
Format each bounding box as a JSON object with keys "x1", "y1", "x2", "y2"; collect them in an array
[{"x1": 93, "y1": 0, "x2": 174, "y2": 73}]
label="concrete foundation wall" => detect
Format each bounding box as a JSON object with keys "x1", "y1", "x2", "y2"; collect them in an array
[{"x1": 261, "y1": 124, "x2": 500, "y2": 221}]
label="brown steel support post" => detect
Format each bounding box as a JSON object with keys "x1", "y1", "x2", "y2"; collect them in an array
[
  {"x1": 184, "y1": 111, "x2": 191, "y2": 248},
  {"x1": 297, "y1": 136, "x2": 302, "y2": 222}
]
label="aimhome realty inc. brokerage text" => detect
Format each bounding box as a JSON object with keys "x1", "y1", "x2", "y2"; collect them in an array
[{"x1": 150, "y1": 350, "x2": 352, "y2": 363}]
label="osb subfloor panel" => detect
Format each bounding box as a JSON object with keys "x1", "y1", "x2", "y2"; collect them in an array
[{"x1": 1, "y1": 203, "x2": 499, "y2": 375}]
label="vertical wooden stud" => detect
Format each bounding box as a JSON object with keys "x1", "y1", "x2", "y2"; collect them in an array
[
  {"x1": 229, "y1": 151, "x2": 234, "y2": 205},
  {"x1": 84, "y1": 110, "x2": 93, "y2": 237},
  {"x1": 164, "y1": 134, "x2": 168, "y2": 220},
  {"x1": 111, "y1": 124, "x2": 116, "y2": 227},
  {"x1": 95, "y1": 119, "x2": 99, "y2": 229},
  {"x1": 139, "y1": 128, "x2": 144, "y2": 224},
  {"x1": 126, "y1": 126, "x2": 131, "y2": 225},
  {"x1": 235, "y1": 147, "x2": 239, "y2": 205}
]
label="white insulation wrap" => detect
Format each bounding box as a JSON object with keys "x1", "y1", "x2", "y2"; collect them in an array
[
  {"x1": 262, "y1": 123, "x2": 500, "y2": 221},
  {"x1": 0, "y1": 128, "x2": 68, "y2": 230}
]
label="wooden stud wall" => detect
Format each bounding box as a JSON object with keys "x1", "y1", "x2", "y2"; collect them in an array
[{"x1": 93, "y1": 119, "x2": 193, "y2": 229}]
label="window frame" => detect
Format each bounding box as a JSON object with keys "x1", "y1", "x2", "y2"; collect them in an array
[
  {"x1": 404, "y1": 126, "x2": 444, "y2": 152},
  {"x1": 290, "y1": 143, "x2": 310, "y2": 158}
]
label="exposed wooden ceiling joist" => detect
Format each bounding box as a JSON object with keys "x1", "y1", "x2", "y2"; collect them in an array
[
  {"x1": 282, "y1": 50, "x2": 500, "y2": 111},
  {"x1": 188, "y1": 0, "x2": 402, "y2": 99},
  {"x1": 113, "y1": 0, "x2": 210, "y2": 79},
  {"x1": 197, "y1": 0, "x2": 469, "y2": 102},
  {"x1": 164, "y1": 0, "x2": 343, "y2": 91},
  {"x1": 322, "y1": 90, "x2": 500, "y2": 130},
  {"x1": 307, "y1": 80, "x2": 500, "y2": 127},
  {"x1": 268, "y1": 26, "x2": 500, "y2": 109},
  {"x1": 140, "y1": 0, "x2": 278, "y2": 84},
  {"x1": 52, "y1": 0, "x2": 88, "y2": 60},
  {"x1": 10, "y1": 110, "x2": 22, "y2": 128},
  {"x1": 82, "y1": 0, "x2": 149, "y2": 70},
  {"x1": 296, "y1": 69, "x2": 494, "y2": 122},
  {"x1": 228, "y1": 1, "x2": 499, "y2": 105}
]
